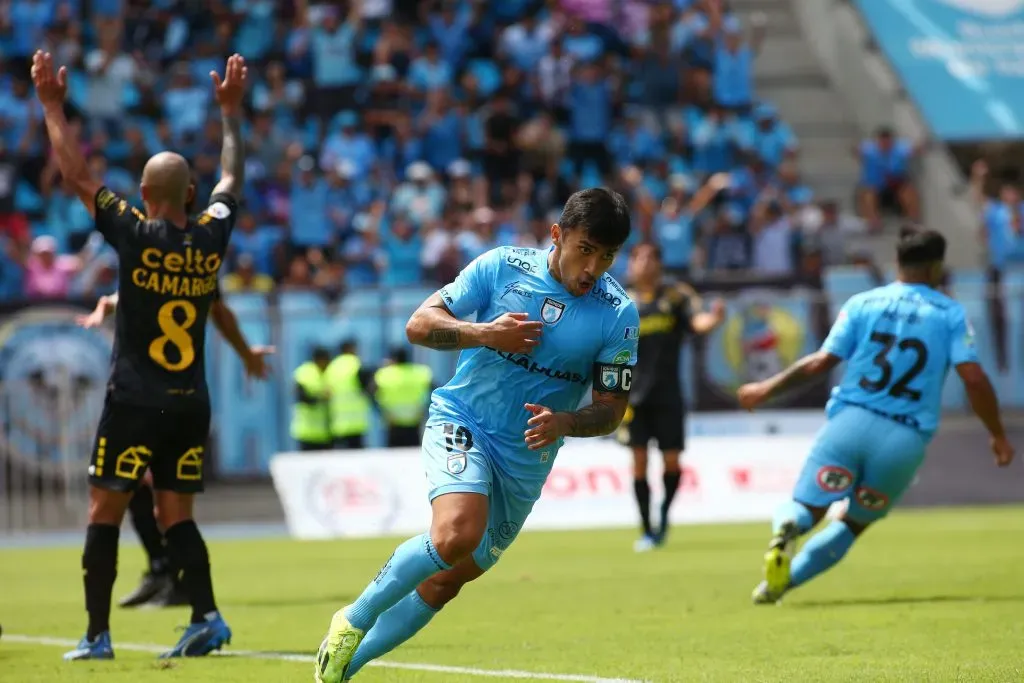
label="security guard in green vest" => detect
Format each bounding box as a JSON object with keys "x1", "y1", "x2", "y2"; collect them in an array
[
  {"x1": 323, "y1": 339, "x2": 375, "y2": 449},
  {"x1": 291, "y1": 347, "x2": 332, "y2": 451},
  {"x1": 374, "y1": 347, "x2": 433, "y2": 447}
]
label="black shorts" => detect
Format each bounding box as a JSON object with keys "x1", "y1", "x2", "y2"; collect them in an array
[
  {"x1": 626, "y1": 397, "x2": 685, "y2": 452},
  {"x1": 89, "y1": 400, "x2": 211, "y2": 494}
]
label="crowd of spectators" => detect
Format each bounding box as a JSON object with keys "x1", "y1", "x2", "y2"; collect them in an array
[{"x1": 0, "y1": 0, "x2": 877, "y2": 303}]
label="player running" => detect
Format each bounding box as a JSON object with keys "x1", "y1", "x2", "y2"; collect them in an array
[
  {"x1": 623, "y1": 243, "x2": 725, "y2": 552},
  {"x1": 31, "y1": 50, "x2": 249, "y2": 659},
  {"x1": 77, "y1": 292, "x2": 273, "y2": 609},
  {"x1": 738, "y1": 227, "x2": 1015, "y2": 604},
  {"x1": 314, "y1": 188, "x2": 639, "y2": 682}
]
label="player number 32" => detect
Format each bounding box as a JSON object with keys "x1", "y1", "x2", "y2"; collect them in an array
[{"x1": 149, "y1": 299, "x2": 198, "y2": 372}]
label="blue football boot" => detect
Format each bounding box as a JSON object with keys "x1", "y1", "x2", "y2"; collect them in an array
[
  {"x1": 160, "y1": 612, "x2": 232, "y2": 658},
  {"x1": 64, "y1": 631, "x2": 114, "y2": 660}
]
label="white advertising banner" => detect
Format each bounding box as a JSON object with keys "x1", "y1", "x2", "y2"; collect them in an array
[{"x1": 269, "y1": 436, "x2": 814, "y2": 540}]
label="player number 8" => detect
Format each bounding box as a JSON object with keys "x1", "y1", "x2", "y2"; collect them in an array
[{"x1": 149, "y1": 299, "x2": 198, "y2": 372}]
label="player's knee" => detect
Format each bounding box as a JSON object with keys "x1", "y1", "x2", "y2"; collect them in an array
[
  {"x1": 88, "y1": 486, "x2": 132, "y2": 526},
  {"x1": 154, "y1": 491, "x2": 195, "y2": 530},
  {"x1": 662, "y1": 452, "x2": 681, "y2": 473},
  {"x1": 430, "y1": 516, "x2": 486, "y2": 565}
]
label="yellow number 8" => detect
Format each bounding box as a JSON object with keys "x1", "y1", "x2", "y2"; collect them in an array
[{"x1": 149, "y1": 299, "x2": 197, "y2": 372}]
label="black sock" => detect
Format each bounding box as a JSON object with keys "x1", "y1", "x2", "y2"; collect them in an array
[
  {"x1": 164, "y1": 520, "x2": 217, "y2": 623},
  {"x1": 660, "y1": 470, "x2": 682, "y2": 532},
  {"x1": 83, "y1": 523, "x2": 119, "y2": 640},
  {"x1": 633, "y1": 478, "x2": 653, "y2": 537},
  {"x1": 128, "y1": 486, "x2": 169, "y2": 574}
]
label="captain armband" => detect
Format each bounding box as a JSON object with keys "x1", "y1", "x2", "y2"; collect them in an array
[{"x1": 593, "y1": 363, "x2": 633, "y2": 393}]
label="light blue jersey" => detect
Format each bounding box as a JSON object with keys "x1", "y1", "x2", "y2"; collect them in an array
[
  {"x1": 422, "y1": 246, "x2": 639, "y2": 567},
  {"x1": 822, "y1": 281, "x2": 978, "y2": 438},
  {"x1": 792, "y1": 281, "x2": 979, "y2": 522}
]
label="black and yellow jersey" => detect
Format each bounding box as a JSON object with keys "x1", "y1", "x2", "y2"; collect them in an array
[
  {"x1": 626, "y1": 282, "x2": 699, "y2": 405},
  {"x1": 94, "y1": 187, "x2": 236, "y2": 410}
]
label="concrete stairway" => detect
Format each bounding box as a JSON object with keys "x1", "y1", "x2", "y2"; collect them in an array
[{"x1": 733, "y1": 0, "x2": 898, "y2": 261}]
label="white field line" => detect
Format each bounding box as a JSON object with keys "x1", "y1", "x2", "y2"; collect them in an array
[{"x1": 5, "y1": 634, "x2": 647, "y2": 683}]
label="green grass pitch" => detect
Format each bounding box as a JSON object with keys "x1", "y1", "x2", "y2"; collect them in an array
[{"x1": 2, "y1": 506, "x2": 1023, "y2": 682}]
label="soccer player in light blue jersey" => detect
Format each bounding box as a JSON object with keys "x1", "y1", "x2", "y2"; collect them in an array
[
  {"x1": 314, "y1": 188, "x2": 640, "y2": 682},
  {"x1": 737, "y1": 227, "x2": 1015, "y2": 604}
]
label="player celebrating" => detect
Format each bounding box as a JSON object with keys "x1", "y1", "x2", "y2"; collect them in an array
[
  {"x1": 31, "y1": 50, "x2": 249, "y2": 659},
  {"x1": 77, "y1": 292, "x2": 273, "y2": 609},
  {"x1": 738, "y1": 227, "x2": 1015, "y2": 604},
  {"x1": 314, "y1": 189, "x2": 639, "y2": 682},
  {"x1": 623, "y1": 243, "x2": 725, "y2": 552}
]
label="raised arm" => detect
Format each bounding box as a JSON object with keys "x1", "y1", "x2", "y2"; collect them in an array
[
  {"x1": 31, "y1": 51, "x2": 100, "y2": 214},
  {"x1": 209, "y1": 54, "x2": 249, "y2": 201}
]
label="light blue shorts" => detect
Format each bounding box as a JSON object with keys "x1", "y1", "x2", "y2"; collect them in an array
[
  {"x1": 792, "y1": 405, "x2": 927, "y2": 524},
  {"x1": 422, "y1": 422, "x2": 539, "y2": 571}
]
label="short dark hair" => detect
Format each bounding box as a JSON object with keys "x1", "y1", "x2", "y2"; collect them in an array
[
  {"x1": 558, "y1": 188, "x2": 631, "y2": 248},
  {"x1": 390, "y1": 347, "x2": 409, "y2": 364},
  {"x1": 312, "y1": 346, "x2": 331, "y2": 363},
  {"x1": 340, "y1": 339, "x2": 358, "y2": 355},
  {"x1": 896, "y1": 225, "x2": 946, "y2": 266}
]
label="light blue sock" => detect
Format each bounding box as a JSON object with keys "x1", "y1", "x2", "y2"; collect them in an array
[
  {"x1": 772, "y1": 499, "x2": 815, "y2": 536},
  {"x1": 345, "y1": 534, "x2": 450, "y2": 631},
  {"x1": 346, "y1": 590, "x2": 439, "y2": 678},
  {"x1": 789, "y1": 521, "x2": 856, "y2": 588}
]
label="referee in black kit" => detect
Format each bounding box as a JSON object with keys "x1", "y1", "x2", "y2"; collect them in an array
[{"x1": 621, "y1": 243, "x2": 726, "y2": 552}]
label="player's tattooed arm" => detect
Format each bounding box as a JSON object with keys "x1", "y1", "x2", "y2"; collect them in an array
[
  {"x1": 525, "y1": 391, "x2": 628, "y2": 449},
  {"x1": 210, "y1": 54, "x2": 248, "y2": 200},
  {"x1": 564, "y1": 391, "x2": 628, "y2": 437},
  {"x1": 212, "y1": 111, "x2": 244, "y2": 200},
  {"x1": 407, "y1": 292, "x2": 542, "y2": 353},
  {"x1": 738, "y1": 350, "x2": 841, "y2": 410},
  {"x1": 407, "y1": 292, "x2": 486, "y2": 350}
]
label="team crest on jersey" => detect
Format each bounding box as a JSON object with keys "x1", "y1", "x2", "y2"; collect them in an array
[
  {"x1": 601, "y1": 367, "x2": 619, "y2": 389},
  {"x1": 541, "y1": 298, "x2": 566, "y2": 325},
  {"x1": 447, "y1": 453, "x2": 467, "y2": 475}
]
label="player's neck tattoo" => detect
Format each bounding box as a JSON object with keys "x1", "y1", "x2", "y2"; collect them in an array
[{"x1": 564, "y1": 400, "x2": 619, "y2": 437}]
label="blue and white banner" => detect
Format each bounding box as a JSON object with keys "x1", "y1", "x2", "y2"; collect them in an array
[{"x1": 854, "y1": 0, "x2": 1024, "y2": 140}]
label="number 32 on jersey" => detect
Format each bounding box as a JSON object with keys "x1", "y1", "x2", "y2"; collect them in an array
[{"x1": 149, "y1": 299, "x2": 198, "y2": 371}]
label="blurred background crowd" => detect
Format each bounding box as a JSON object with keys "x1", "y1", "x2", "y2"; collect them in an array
[{"x1": 0, "y1": 0, "x2": 912, "y2": 303}]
